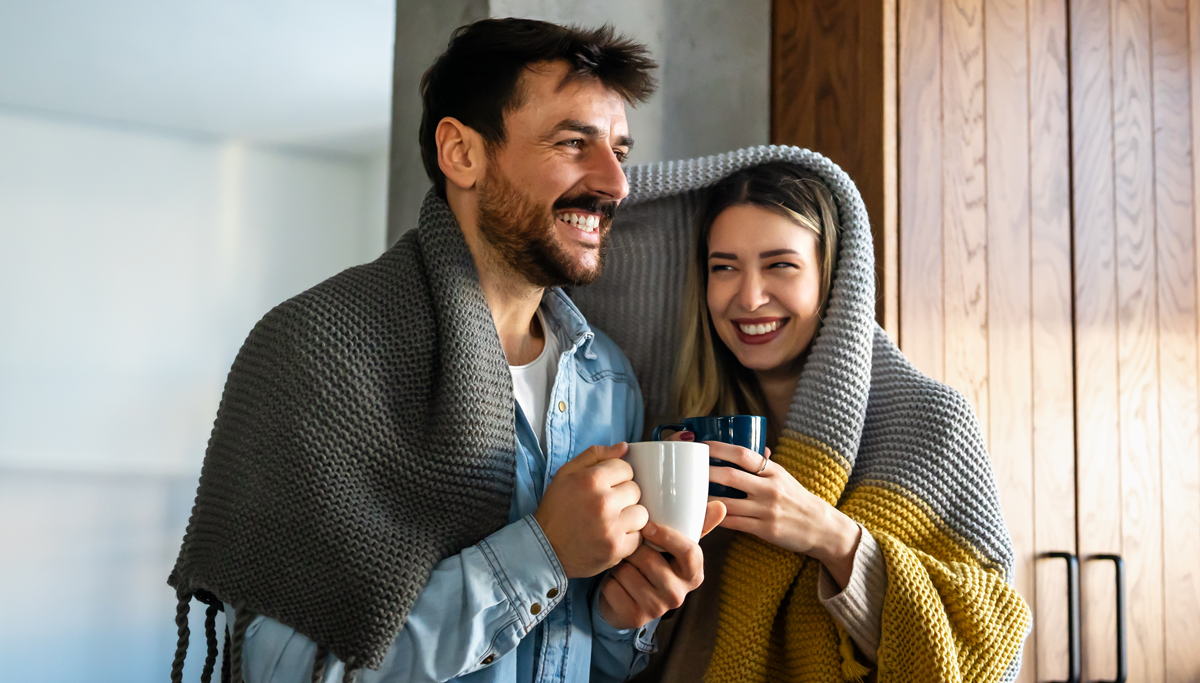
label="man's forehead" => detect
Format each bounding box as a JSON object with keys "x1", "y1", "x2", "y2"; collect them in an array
[{"x1": 513, "y1": 62, "x2": 629, "y2": 130}]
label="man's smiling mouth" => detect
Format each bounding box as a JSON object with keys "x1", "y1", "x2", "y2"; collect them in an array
[{"x1": 556, "y1": 212, "x2": 601, "y2": 233}]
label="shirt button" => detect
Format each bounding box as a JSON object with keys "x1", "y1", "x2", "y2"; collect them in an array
[
  {"x1": 557, "y1": 401, "x2": 567, "y2": 412},
  {"x1": 530, "y1": 602, "x2": 542, "y2": 615},
  {"x1": 546, "y1": 587, "x2": 559, "y2": 599},
  {"x1": 483, "y1": 654, "x2": 495, "y2": 665}
]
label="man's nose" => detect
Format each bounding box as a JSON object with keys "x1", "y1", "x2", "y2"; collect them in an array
[{"x1": 584, "y1": 146, "x2": 630, "y2": 201}]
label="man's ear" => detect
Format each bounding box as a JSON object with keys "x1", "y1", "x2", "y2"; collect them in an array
[{"x1": 436, "y1": 117, "x2": 487, "y2": 190}]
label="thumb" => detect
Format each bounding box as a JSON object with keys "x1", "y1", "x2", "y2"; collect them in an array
[
  {"x1": 563, "y1": 442, "x2": 629, "y2": 472},
  {"x1": 700, "y1": 500, "x2": 726, "y2": 538}
]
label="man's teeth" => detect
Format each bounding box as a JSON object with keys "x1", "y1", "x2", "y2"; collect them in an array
[
  {"x1": 558, "y1": 213, "x2": 601, "y2": 233},
  {"x1": 739, "y1": 320, "x2": 782, "y2": 335}
]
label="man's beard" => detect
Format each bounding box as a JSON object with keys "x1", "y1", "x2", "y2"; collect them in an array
[{"x1": 476, "y1": 166, "x2": 616, "y2": 288}]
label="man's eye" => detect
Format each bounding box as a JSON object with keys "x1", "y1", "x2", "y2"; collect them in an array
[
  {"x1": 562, "y1": 139, "x2": 583, "y2": 149},
  {"x1": 614, "y1": 149, "x2": 629, "y2": 162}
]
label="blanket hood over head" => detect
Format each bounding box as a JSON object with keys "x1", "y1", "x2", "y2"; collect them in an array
[{"x1": 572, "y1": 145, "x2": 1031, "y2": 682}]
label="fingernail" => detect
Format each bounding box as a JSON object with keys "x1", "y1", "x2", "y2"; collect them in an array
[
  {"x1": 644, "y1": 521, "x2": 658, "y2": 535},
  {"x1": 680, "y1": 431, "x2": 695, "y2": 441}
]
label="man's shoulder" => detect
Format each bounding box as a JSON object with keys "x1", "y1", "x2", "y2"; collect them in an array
[{"x1": 247, "y1": 235, "x2": 430, "y2": 351}]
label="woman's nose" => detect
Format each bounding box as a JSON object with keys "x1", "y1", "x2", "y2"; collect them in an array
[{"x1": 737, "y1": 273, "x2": 770, "y2": 311}]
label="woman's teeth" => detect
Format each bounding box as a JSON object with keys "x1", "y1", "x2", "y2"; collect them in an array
[
  {"x1": 739, "y1": 320, "x2": 782, "y2": 335},
  {"x1": 558, "y1": 213, "x2": 601, "y2": 233}
]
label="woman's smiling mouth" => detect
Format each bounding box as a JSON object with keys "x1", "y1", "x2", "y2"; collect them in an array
[{"x1": 732, "y1": 317, "x2": 789, "y2": 345}]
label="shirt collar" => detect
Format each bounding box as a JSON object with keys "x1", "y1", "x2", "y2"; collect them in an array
[{"x1": 540, "y1": 288, "x2": 597, "y2": 359}]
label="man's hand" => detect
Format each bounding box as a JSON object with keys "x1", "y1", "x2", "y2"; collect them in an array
[
  {"x1": 533, "y1": 443, "x2": 647, "y2": 578},
  {"x1": 597, "y1": 500, "x2": 726, "y2": 630}
]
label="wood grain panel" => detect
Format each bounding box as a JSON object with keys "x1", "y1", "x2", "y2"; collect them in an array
[
  {"x1": 1110, "y1": 0, "x2": 1165, "y2": 677},
  {"x1": 883, "y1": 0, "x2": 899, "y2": 342},
  {"x1": 983, "y1": 0, "x2": 1034, "y2": 679},
  {"x1": 1028, "y1": 1, "x2": 1078, "y2": 680},
  {"x1": 1068, "y1": 0, "x2": 1123, "y2": 678},
  {"x1": 941, "y1": 0, "x2": 989, "y2": 431},
  {"x1": 771, "y1": 0, "x2": 889, "y2": 326},
  {"x1": 898, "y1": 0, "x2": 945, "y2": 379},
  {"x1": 1151, "y1": 0, "x2": 1200, "y2": 676}
]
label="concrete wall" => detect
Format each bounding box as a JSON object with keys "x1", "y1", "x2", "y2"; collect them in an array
[
  {"x1": 387, "y1": 0, "x2": 770, "y2": 243},
  {"x1": 0, "y1": 107, "x2": 388, "y2": 682}
]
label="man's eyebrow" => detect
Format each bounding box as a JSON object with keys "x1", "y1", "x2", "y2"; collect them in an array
[
  {"x1": 543, "y1": 119, "x2": 601, "y2": 140},
  {"x1": 542, "y1": 119, "x2": 635, "y2": 149}
]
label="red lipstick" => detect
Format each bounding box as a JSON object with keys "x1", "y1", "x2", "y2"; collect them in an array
[{"x1": 731, "y1": 317, "x2": 789, "y2": 346}]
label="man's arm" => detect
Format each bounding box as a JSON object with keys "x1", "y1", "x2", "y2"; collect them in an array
[{"x1": 229, "y1": 515, "x2": 567, "y2": 683}]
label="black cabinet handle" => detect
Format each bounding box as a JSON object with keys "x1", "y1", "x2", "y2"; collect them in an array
[
  {"x1": 1092, "y1": 554, "x2": 1127, "y2": 683},
  {"x1": 1044, "y1": 552, "x2": 1080, "y2": 683}
]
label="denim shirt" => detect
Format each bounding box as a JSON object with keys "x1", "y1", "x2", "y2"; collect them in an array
[{"x1": 226, "y1": 288, "x2": 657, "y2": 683}]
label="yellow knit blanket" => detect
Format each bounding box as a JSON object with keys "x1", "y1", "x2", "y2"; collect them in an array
[{"x1": 705, "y1": 433, "x2": 1032, "y2": 682}]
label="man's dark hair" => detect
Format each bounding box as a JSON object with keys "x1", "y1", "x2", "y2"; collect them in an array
[{"x1": 419, "y1": 18, "x2": 658, "y2": 197}]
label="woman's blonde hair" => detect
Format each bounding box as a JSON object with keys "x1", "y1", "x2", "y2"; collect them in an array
[{"x1": 672, "y1": 163, "x2": 841, "y2": 436}]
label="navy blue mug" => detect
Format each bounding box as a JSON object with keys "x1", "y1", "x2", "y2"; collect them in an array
[{"x1": 652, "y1": 415, "x2": 767, "y2": 499}]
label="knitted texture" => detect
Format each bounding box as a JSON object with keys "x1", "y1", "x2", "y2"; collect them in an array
[
  {"x1": 571, "y1": 145, "x2": 1031, "y2": 681},
  {"x1": 169, "y1": 191, "x2": 518, "y2": 674}
]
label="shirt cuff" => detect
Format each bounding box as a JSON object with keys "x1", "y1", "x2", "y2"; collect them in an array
[
  {"x1": 590, "y1": 578, "x2": 659, "y2": 653},
  {"x1": 818, "y1": 524, "x2": 887, "y2": 663},
  {"x1": 476, "y1": 515, "x2": 569, "y2": 635}
]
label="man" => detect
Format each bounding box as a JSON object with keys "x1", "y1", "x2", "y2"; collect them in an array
[{"x1": 168, "y1": 18, "x2": 724, "y2": 683}]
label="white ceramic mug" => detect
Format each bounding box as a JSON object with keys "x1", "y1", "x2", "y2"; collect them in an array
[{"x1": 626, "y1": 441, "x2": 710, "y2": 549}]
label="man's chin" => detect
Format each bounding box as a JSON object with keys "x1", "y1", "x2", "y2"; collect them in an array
[{"x1": 556, "y1": 246, "x2": 604, "y2": 286}]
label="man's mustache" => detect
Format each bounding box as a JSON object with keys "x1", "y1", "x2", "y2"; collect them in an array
[{"x1": 552, "y1": 194, "x2": 619, "y2": 220}]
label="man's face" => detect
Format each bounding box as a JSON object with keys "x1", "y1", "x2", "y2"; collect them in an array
[{"x1": 476, "y1": 60, "x2": 632, "y2": 287}]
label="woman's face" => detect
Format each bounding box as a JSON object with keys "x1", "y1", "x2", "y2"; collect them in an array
[{"x1": 706, "y1": 204, "x2": 823, "y2": 374}]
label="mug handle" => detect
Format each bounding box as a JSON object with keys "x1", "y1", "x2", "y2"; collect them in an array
[{"x1": 652, "y1": 423, "x2": 687, "y2": 441}]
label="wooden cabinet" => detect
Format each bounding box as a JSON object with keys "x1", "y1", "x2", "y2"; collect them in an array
[{"x1": 772, "y1": 0, "x2": 1200, "y2": 679}]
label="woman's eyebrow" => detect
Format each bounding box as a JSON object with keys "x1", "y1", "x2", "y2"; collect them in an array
[
  {"x1": 759, "y1": 249, "x2": 800, "y2": 258},
  {"x1": 708, "y1": 251, "x2": 738, "y2": 260}
]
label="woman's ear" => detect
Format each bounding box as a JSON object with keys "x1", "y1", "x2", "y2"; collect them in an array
[{"x1": 435, "y1": 117, "x2": 487, "y2": 190}]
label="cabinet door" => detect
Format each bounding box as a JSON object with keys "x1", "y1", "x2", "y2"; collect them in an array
[
  {"x1": 895, "y1": 0, "x2": 1077, "y2": 679},
  {"x1": 1070, "y1": 0, "x2": 1200, "y2": 679}
]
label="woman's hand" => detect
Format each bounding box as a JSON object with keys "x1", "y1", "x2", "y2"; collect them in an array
[{"x1": 707, "y1": 440, "x2": 861, "y2": 588}]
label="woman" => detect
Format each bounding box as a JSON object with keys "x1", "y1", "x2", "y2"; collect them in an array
[{"x1": 573, "y1": 149, "x2": 1030, "y2": 682}]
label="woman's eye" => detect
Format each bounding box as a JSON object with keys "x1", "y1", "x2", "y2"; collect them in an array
[
  {"x1": 710, "y1": 264, "x2": 734, "y2": 273},
  {"x1": 768, "y1": 261, "x2": 799, "y2": 270}
]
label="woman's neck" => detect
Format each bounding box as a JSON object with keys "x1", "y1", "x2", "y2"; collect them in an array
[
  {"x1": 752, "y1": 348, "x2": 810, "y2": 441},
  {"x1": 754, "y1": 365, "x2": 803, "y2": 436}
]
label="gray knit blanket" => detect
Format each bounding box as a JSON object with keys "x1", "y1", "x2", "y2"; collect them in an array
[
  {"x1": 169, "y1": 193, "x2": 519, "y2": 678},
  {"x1": 170, "y1": 145, "x2": 1029, "y2": 683}
]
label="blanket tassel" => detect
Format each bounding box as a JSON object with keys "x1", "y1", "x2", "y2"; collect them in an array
[{"x1": 837, "y1": 624, "x2": 871, "y2": 682}]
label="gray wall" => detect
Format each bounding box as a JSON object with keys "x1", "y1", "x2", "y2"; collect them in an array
[{"x1": 387, "y1": 0, "x2": 770, "y2": 244}]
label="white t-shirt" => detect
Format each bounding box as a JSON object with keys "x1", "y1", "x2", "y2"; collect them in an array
[{"x1": 509, "y1": 308, "x2": 560, "y2": 450}]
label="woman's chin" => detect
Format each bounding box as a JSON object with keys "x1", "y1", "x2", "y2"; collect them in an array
[{"x1": 729, "y1": 346, "x2": 793, "y2": 372}]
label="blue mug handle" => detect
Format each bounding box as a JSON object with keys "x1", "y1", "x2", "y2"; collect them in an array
[{"x1": 652, "y1": 423, "x2": 687, "y2": 441}]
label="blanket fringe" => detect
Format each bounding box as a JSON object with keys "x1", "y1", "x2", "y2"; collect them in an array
[
  {"x1": 170, "y1": 590, "x2": 191, "y2": 683},
  {"x1": 200, "y1": 601, "x2": 221, "y2": 683},
  {"x1": 838, "y1": 624, "x2": 871, "y2": 682}
]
